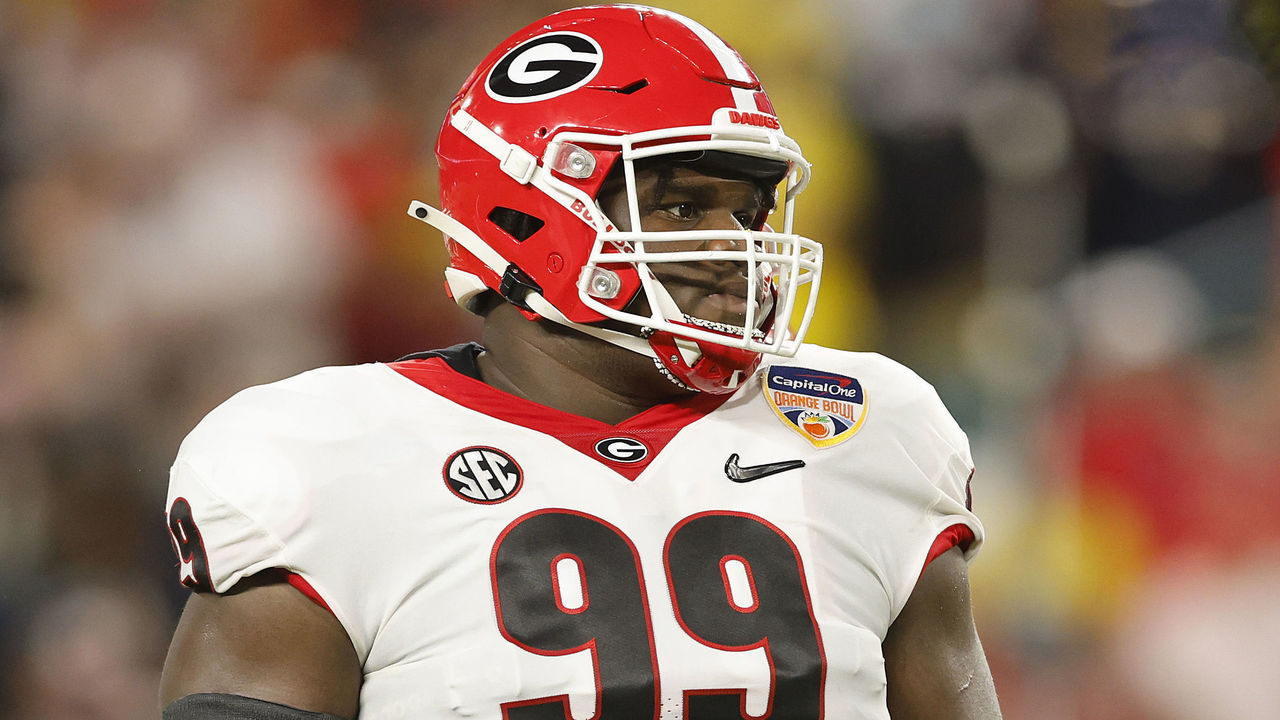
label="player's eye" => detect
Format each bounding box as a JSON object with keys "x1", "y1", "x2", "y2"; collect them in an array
[{"x1": 658, "y1": 202, "x2": 698, "y2": 220}]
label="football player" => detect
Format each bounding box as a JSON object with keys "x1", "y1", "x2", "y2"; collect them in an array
[{"x1": 160, "y1": 5, "x2": 1001, "y2": 719}]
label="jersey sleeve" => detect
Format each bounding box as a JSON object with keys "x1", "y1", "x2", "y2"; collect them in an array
[
  {"x1": 164, "y1": 382, "x2": 315, "y2": 595},
  {"x1": 163, "y1": 366, "x2": 385, "y2": 606},
  {"x1": 887, "y1": 364, "x2": 984, "y2": 616},
  {"x1": 828, "y1": 349, "x2": 984, "y2": 622},
  {"x1": 162, "y1": 364, "x2": 422, "y2": 664},
  {"x1": 917, "y1": 382, "x2": 981, "y2": 560},
  {"x1": 166, "y1": 453, "x2": 290, "y2": 595}
]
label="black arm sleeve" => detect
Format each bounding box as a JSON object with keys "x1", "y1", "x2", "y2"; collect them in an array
[{"x1": 163, "y1": 693, "x2": 351, "y2": 720}]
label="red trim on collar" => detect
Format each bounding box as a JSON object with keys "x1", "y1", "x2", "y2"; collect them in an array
[{"x1": 387, "y1": 357, "x2": 730, "y2": 480}]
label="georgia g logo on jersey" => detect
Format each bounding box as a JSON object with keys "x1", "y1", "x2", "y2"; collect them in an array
[
  {"x1": 593, "y1": 436, "x2": 649, "y2": 464},
  {"x1": 486, "y1": 31, "x2": 604, "y2": 103}
]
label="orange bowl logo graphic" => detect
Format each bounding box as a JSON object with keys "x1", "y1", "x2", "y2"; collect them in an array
[
  {"x1": 799, "y1": 411, "x2": 834, "y2": 439},
  {"x1": 764, "y1": 366, "x2": 868, "y2": 449}
]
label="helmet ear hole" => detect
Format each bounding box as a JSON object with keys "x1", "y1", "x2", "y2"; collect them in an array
[{"x1": 487, "y1": 207, "x2": 546, "y2": 242}]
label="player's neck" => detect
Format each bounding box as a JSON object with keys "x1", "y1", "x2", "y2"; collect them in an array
[{"x1": 476, "y1": 303, "x2": 695, "y2": 425}]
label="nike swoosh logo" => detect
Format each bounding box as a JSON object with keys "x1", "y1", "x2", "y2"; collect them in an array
[{"x1": 724, "y1": 453, "x2": 806, "y2": 483}]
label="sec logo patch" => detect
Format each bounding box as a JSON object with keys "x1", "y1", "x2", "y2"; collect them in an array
[
  {"x1": 764, "y1": 366, "x2": 867, "y2": 448},
  {"x1": 444, "y1": 447, "x2": 523, "y2": 504}
]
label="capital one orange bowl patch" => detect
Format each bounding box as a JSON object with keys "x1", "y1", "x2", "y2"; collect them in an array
[{"x1": 764, "y1": 366, "x2": 867, "y2": 448}]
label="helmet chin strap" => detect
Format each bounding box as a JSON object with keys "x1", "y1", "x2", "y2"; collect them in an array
[
  {"x1": 532, "y1": 292, "x2": 765, "y2": 394},
  {"x1": 530, "y1": 281, "x2": 768, "y2": 395},
  {"x1": 408, "y1": 200, "x2": 705, "y2": 382},
  {"x1": 522, "y1": 292, "x2": 657, "y2": 357}
]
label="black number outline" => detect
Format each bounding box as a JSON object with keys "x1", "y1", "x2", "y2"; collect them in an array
[
  {"x1": 167, "y1": 497, "x2": 213, "y2": 591},
  {"x1": 490, "y1": 510, "x2": 828, "y2": 719},
  {"x1": 490, "y1": 509, "x2": 661, "y2": 720},
  {"x1": 665, "y1": 511, "x2": 827, "y2": 719}
]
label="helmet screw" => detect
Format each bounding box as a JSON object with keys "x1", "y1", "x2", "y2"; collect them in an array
[
  {"x1": 567, "y1": 149, "x2": 595, "y2": 177},
  {"x1": 547, "y1": 253, "x2": 564, "y2": 273},
  {"x1": 553, "y1": 144, "x2": 597, "y2": 179},
  {"x1": 587, "y1": 268, "x2": 621, "y2": 298}
]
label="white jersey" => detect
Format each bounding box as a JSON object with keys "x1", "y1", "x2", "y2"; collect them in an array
[{"x1": 166, "y1": 343, "x2": 982, "y2": 720}]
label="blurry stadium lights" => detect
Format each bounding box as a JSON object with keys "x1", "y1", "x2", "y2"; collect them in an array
[
  {"x1": 833, "y1": 0, "x2": 1033, "y2": 133},
  {"x1": 1112, "y1": 49, "x2": 1276, "y2": 152},
  {"x1": 1240, "y1": 0, "x2": 1280, "y2": 84},
  {"x1": 1100, "y1": 0, "x2": 1160, "y2": 8},
  {"x1": 1063, "y1": 249, "x2": 1208, "y2": 373},
  {"x1": 961, "y1": 73, "x2": 1073, "y2": 183},
  {"x1": 1103, "y1": 30, "x2": 1277, "y2": 193},
  {"x1": 959, "y1": 288, "x2": 1071, "y2": 399}
]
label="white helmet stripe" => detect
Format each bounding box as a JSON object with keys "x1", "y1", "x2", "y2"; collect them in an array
[
  {"x1": 731, "y1": 86, "x2": 758, "y2": 113},
  {"x1": 656, "y1": 10, "x2": 761, "y2": 112},
  {"x1": 656, "y1": 9, "x2": 752, "y2": 83}
]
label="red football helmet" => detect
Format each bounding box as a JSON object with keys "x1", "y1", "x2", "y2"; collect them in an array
[{"x1": 409, "y1": 4, "x2": 822, "y2": 393}]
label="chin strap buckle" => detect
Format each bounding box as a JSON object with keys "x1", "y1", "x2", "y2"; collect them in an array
[{"x1": 498, "y1": 264, "x2": 543, "y2": 311}]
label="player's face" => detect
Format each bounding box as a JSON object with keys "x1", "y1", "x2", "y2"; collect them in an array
[{"x1": 598, "y1": 164, "x2": 776, "y2": 330}]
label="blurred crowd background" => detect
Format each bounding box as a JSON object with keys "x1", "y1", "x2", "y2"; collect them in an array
[{"x1": 0, "y1": 0, "x2": 1277, "y2": 717}]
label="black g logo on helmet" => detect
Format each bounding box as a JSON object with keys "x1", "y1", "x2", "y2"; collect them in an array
[{"x1": 486, "y1": 32, "x2": 603, "y2": 103}]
